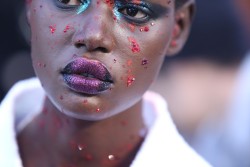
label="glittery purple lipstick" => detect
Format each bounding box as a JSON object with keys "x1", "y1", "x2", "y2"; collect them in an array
[{"x1": 61, "y1": 58, "x2": 113, "y2": 95}]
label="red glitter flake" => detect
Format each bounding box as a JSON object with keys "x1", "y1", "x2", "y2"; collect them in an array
[
  {"x1": 59, "y1": 95, "x2": 64, "y2": 100},
  {"x1": 127, "y1": 60, "x2": 133, "y2": 66},
  {"x1": 104, "y1": 0, "x2": 114, "y2": 8},
  {"x1": 69, "y1": 140, "x2": 77, "y2": 150},
  {"x1": 121, "y1": 120, "x2": 128, "y2": 126},
  {"x1": 49, "y1": 25, "x2": 56, "y2": 34},
  {"x1": 96, "y1": 108, "x2": 101, "y2": 112},
  {"x1": 83, "y1": 153, "x2": 93, "y2": 161},
  {"x1": 141, "y1": 59, "x2": 148, "y2": 65},
  {"x1": 128, "y1": 23, "x2": 136, "y2": 32},
  {"x1": 63, "y1": 25, "x2": 71, "y2": 33},
  {"x1": 140, "y1": 26, "x2": 149, "y2": 32},
  {"x1": 126, "y1": 143, "x2": 133, "y2": 151},
  {"x1": 144, "y1": 26, "x2": 149, "y2": 32},
  {"x1": 127, "y1": 69, "x2": 132, "y2": 74},
  {"x1": 128, "y1": 37, "x2": 140, "y2": 53},
  {"x1": 127, "y1": 75, "x2": 135, "y2": 87}
]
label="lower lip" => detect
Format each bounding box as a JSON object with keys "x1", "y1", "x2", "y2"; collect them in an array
[{"x1": 62, "y1": 74, "x2": 112, "y2": 95}]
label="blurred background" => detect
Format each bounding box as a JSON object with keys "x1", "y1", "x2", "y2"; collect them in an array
[
  {"x1": 1, "y1": 0, "x2": 250, "y2": 166},
  {"x1": 0, "y1": 0, "x2": 34, "y2": 101},
  {"x1": 151, "y1": 0, "x2": 250, "y2": 166}
]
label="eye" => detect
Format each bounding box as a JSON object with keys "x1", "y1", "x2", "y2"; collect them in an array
[
  {"x1": 119, "y1": 6, "x2": 147, "y2": 19},
  {"x1": 116, "y1": 3, "x2": 153, "y2": 24},
  {"x1": 58, "y1": 0, "x2": 84, "y2": 6}
]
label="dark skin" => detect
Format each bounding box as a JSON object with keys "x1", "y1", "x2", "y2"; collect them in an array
[{"x1": 18, "y1": 0, "x2": 194, "y2": 166}]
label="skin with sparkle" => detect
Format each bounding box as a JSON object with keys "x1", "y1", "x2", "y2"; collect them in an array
[{"x1": 17, "y1": 0, "x2": 195, "y2": 167}]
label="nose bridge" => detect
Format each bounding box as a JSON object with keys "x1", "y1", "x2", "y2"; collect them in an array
[{"x1": 73, "y1": 2, "x2": 114, "y2": 52}]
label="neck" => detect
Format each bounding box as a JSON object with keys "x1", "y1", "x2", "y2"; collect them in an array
[{"x1": 19, "y1": 97, "x2": 147, "y2": 167}]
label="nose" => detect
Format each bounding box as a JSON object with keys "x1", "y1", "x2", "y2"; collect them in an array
[{"x1": 72, "y1": 4, "x2": 115, "y2": 53}]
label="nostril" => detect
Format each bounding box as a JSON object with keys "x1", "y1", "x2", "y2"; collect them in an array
[
  {"x1": 75, "y1": 43, "x2": 85, "y2": 48},
  {"x1": 96, "y1": 47, "x2": 109, "y2": 53}
]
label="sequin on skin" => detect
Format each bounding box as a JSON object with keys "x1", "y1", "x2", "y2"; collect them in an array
[{"x1": 49, "y1": 25, "x2": 56, "y2": 34}]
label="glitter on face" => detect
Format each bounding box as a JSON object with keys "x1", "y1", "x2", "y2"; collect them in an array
[
  {"x1": 63, "y1": 24, "x2": 71, "y2": 33},
  {"x1": 128, "y1": 37, "x2": 140, "y2": 53},
  {"x1": 127, "y1": 60, "x2": 132, "y2": 66},
  {"x1": 140, "y1": 26, "x2": 150, "y2": 32},
  {"x1": 141, "y1": 59, "x2": 148, "y2": 65},
  {"x1": 128, "y1": 23, "x2": 136, "y2": 32},
  {"x1": 49, "y1": 25, "x2": 56, "y2": 34},
  {"x1": 83, "y1": 99, "x2": 88, "y2": 104},
  {"x1": 127, "y1": 75, "x2": 135, "y2": 87},
  {"x1": 77, "y1": 0, "x2": 91, "y2": 14},
  {"x1": 96, "y1": 108, "x2": 101, "y2": 112}
]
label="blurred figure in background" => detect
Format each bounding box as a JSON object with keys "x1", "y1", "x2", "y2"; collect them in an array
[{"x1": 151, "y1": 0, "x2": 250, "y2": 166}]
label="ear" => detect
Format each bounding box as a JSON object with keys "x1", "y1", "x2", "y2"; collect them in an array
[{"x1": 166, "y1": 1, "x2": 195, "y2": 56}]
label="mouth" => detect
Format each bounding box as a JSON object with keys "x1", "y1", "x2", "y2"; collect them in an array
[{"x1": 61, "y1": 58, "x2": 113, "y2": 95}]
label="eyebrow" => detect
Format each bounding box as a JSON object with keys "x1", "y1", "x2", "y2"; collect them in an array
[{"x1": 148, "y1": 1, "x2": 170, "y2": 17}]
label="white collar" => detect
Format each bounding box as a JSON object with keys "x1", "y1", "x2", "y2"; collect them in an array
[{"x1": 0, "y1": 78, "x2": 210, "y2": 167}]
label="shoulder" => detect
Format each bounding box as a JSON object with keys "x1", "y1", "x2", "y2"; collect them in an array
[
  {"x1": 0, "y1": 77, "x2": 45, "y2": 132},
  {"x1": 0, "y1": 77, "x2": 44, "y2": 167},
  {"x1": 134, "y1": 91, "x2": 212, "y2": 167}
]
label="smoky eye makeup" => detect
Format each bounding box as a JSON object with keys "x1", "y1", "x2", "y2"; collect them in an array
[
  {"x1": 114, "y1": 0, "x2": 170, "y2": 25},
  {"x1": 53, "y1": 0, "x2": 88, "y2": 11}
]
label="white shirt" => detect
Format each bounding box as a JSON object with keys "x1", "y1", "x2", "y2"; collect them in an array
[{"x1": 0, "y1": 78, "x2": 211, "y2": 167}]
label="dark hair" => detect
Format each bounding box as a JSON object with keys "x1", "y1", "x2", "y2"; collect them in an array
[{"x1": 164, "y1": 0, "x2": 248, "y2": 67}]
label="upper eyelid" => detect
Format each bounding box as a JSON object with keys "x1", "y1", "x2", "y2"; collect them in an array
[{"x1": 54, "y1": 0, "x2": 79, "y2": 9}]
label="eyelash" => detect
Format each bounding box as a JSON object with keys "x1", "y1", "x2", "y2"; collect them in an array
[
  {"x1": 53, "y1": 0, "x2": 82, "y2": 11},
  {"x1": 116, "y1": 3, "x2": 153, "y2": 24},
  {"x1": 53, "y1": 0, "x2": 153, "y2": 24}
]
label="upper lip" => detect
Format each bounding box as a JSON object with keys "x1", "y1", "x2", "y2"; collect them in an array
[{"x1": 61, "y1": 58, "x2": 113, "y2": 83}]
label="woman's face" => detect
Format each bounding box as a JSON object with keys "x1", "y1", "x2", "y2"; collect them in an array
[{"x1": 28, "y1": 0, "x2": 177, "y2": 120}]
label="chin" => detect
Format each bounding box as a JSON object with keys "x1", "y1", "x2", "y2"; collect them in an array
[{"x1": 60, "y1": 108, "x2": 114, "y2": 121}]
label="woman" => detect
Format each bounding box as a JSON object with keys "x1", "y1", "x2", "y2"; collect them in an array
[{"x1": 0, "y1": 0, "x2": 210, "y2": 166}]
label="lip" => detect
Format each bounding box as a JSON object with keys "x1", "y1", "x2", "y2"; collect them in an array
[{"x1": 61, "y1": 58, "x2": 113, "y2": 95}]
